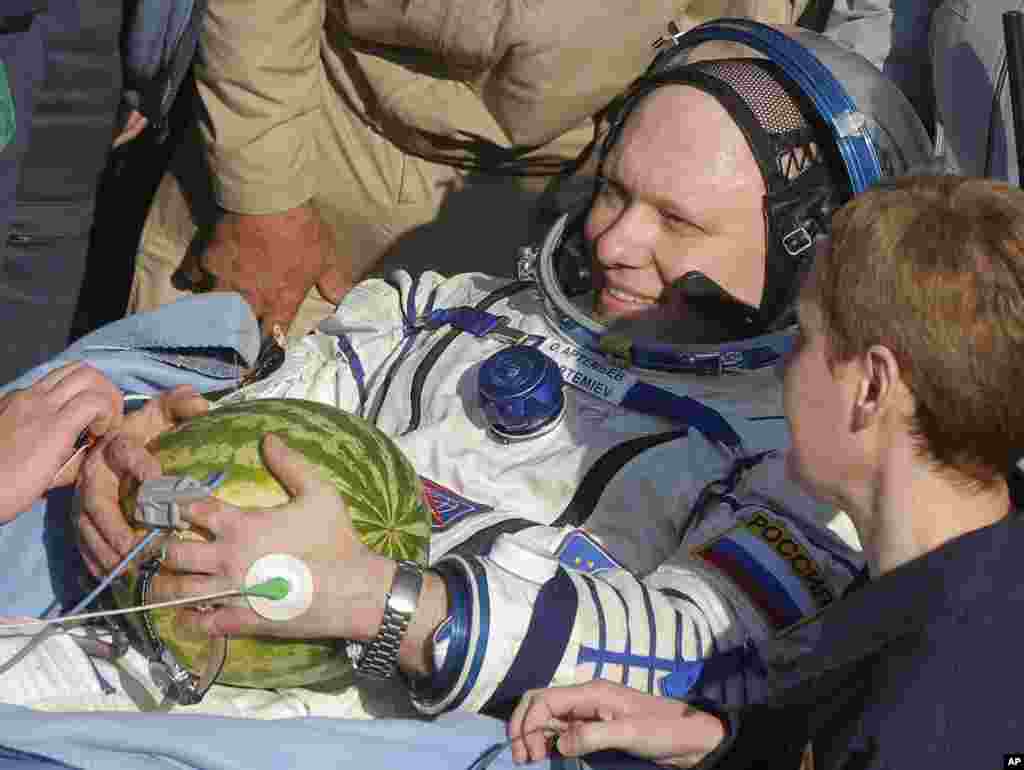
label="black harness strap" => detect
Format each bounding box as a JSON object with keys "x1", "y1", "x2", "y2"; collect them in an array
[
  {"x1": 450, "y1": 429, "x2": 689, "y2": 560},
  {"x1": 554, "y1": 430, "x2": 689, "y2": 528},
  {"x1": 403, "y1": 280, "x2": 532, "y2": 436}
]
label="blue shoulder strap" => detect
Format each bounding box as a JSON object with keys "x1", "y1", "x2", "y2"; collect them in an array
[{"x1": 418, "y1": 305, "x2": 745, "y2": 451}]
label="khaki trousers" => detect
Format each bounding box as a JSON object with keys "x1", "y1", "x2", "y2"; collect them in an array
[{"x1": 129, "y1": 57, "x2": 594, "y2": 340}]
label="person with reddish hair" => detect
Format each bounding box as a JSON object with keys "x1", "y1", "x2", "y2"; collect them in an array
[{"x1": 510, "y1": 175, "x2": 1024, "y2": 769}]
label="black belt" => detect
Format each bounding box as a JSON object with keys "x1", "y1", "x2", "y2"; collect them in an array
[
  {"x1": 0, "y1": 13, "x2": 36, "y2": 34},
  {"x1": 1, "y1": 0, "x2": 46, "y2": 33}
]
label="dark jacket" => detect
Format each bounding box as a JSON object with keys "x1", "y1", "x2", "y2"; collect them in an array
[
  {"x1": 702, "y1": 514, "x2": 1023, "y2": 770},
  {"x1": 1, "y1": 1, "x2": 48, "y2": 22},
  {"x1": 0, "y1": 0, "x2": 122, "y2": 380}
]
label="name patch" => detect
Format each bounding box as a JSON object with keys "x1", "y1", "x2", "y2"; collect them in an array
[{"x1": 539, "y1": 339, "x2": 638, "y2": 404}]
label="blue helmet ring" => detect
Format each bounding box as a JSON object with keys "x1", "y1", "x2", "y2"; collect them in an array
[
  {"x1": 662, "y1": 20, "x2": 882, "y2": 193},
  {"x1": 630, "y1": 19, "x2": 933, "y2": 194}
]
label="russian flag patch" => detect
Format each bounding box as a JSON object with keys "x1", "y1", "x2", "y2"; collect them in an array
[{"x1": 694, "y1": 506, "x2": 835, "y2": 631}]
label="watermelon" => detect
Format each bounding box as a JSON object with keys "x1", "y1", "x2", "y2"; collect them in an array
[{"x1": 113, "y1": 398, "x2": 430, "y2": 689}]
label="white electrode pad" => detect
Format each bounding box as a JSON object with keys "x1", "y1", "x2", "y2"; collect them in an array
[{"x1": 245, "y1": 553, "x2": 315, "y2": 621}]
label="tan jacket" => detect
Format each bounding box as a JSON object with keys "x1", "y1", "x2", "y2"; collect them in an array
[{"x1": 196, "y1": 0, "x2": 809, "y2": 214}]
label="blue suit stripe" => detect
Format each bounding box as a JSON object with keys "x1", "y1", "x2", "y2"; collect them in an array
[
  {"x1": 691, "y1": 616, "x2": 705, "y2": 698},
  {"x1": 659, "y1": 588, "x2": 708, "y2": 696},
  {"x1": 419, "y1": 560, "x2": 474, "y2": 704},
  {"x1": 576, "y1": 576, "x2": 633, "y2": 687},
  {"x1": 640, "y1": 582, "x2": 657, "y2": 693},
  {"x1": 577, "y1": 648, "x2": 690, "y2": 672},
  {"x1": 579, "y1": 574, "x2": 607, "y2": 681},
  {"x1": 674, "y1": 612, "x2": 683, "y2": 669},
  {"x1": 448, "y1": 558, "x2": 491, "y2": 713},
  {"x1": 663, "y1": 587, "x2": 720, "y2": 700},
  {"x1": 333, "y1": 332, "x2": 367, "y2": 417},
  {"x1": 482, "y1": 568, "x2": 578, "y2": 714},
  {"x1": 615, "y1": 580, "x2": 632, "y2": 688}
]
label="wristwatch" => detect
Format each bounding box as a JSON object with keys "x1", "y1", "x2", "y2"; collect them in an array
[{"x1": 349, "y1": 560, "x2": 424, "y2": 679}]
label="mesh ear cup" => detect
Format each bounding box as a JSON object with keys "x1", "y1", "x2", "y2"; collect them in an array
[
  {"x1": 657, "y1": 19, "x2": 883, "y2": 191},
  {"x1": 663, "y1": 19, "x2": 935, "y2": 190}
]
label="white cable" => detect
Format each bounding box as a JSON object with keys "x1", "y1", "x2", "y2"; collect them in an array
[
  {"x1": 0, "y1": 528, "x2": 168, "y2": 679},
  {"x1": 51, "y1": 440, "x2": 92, "y2": 486},
  {"x1": 0, "y1": 588, "x2": 248, "y2": 636}
]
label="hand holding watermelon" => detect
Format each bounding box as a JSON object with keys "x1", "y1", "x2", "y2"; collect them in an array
[
  {"x1": 75, "y1": 384, "x2": 210, "y2": 577},
  {"x1": 90, "y1": 398, "x2": 438, "y2": 689},
  {"x1": 157, "y1": 433, "x2": 393, "y2": 638},
  {"x1": 157, "y1": 431, "x2": 448, "y2": 680}
]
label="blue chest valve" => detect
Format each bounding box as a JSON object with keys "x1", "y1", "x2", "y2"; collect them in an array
[{"x1": 478, "y1": 345, "x2": 565, "y2": 443}]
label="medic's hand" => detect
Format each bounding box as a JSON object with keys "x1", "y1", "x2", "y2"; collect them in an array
[
  {"x1": 158, "y1": 434, "x2": 395, "y2": 642},
  {"x1": 508, "y1": 680, "x2": 726, "y2": 768},
  {"x1": 112, "y1": 109, "x2": 148, "y2": 148},
  {"x1": 184, "y1": 205, "x2": 350, "y2": 337},
  {"x1": 0, "y1": 363, "x2": 123, "y2": 523},
  {"x1": 75, "y1": 385, "x2": 209, "y2": 578}
]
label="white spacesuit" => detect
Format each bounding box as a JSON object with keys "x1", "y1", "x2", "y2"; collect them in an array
[
  {"x1": 0, "y1": 20, "x2": 935, "y2": 722},
  {"x1": 220, "y1": 261, "x2": 860, "y2": 715}
]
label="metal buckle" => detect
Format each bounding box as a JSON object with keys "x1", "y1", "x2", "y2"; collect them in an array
[
  {"x1": 721, "y1": 350, "x2": 744, "y2": 371},
  {"x1": 599, "y1": 333, "x2": 633, "y2": 369},
  {"x1": 689, "y1": 351, "x2": 744, "y2": 377},
  {"x1": 832, "y1": 110, "x2": 867, "y2": 139},
  {"x1": 691, "y1": 353, "x2": 723, "y2": 377},
  {"x1": 136, "y1": 556, "x2": 228, "y2": 705},
  {"x1": 239, "y1": 334, "x2": 287, "y2": 388},
  {"x1": 782, "y1": 226, "x2": 814, "y2": 257},
  {"x1": 149, "y1": 650, "x2": 202, "y2": 705},
  {"x1": 149, "y1": 636, "x2": 227, "y2": 706},
  {"x1": 516, "y1": 245, "x2": 540, "y2": 282},
  {"x1": 486, "y1": 316, "x2": 530, "y2": 346},
  {"x1": 652, "y1": 20, "x2": 684, "y2": 48}
]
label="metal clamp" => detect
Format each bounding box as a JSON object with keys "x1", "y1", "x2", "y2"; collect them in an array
[
  {"x1": 516, "y1": 244, "x2": 540, "y2": 282},
  {"x1": 651, "y1": 20, "x2": 685, "y2": 49},
  {"x1": 598, "y1": 333, "x2": 633, "y2": 369},
  {"x1": 149, "y1": 648, "x2": 205, "y2": 706},
  {"x1": 134, "y1": 471, "x2": 227, "y2": 530},
  {"x1": 485, "y1": 316, "x2": 532, "y2": 346},
  {"x1": 782, "y1": 225, "x2": 814, "y2": 256},
  {"x1": 135, "y1": 556, "x2": 228, "y2": 706}
]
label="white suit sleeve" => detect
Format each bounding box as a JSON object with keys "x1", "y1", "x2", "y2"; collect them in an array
[
  {"x1": 413, "y1": 549, "x2": 755, "y2": 715},
  {"x1": 412, "y1": 453, "x2": 864, "y2": 715}
]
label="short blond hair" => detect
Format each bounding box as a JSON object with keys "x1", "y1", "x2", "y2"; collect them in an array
[{"x1": 811, "y1": 175, "x2": 1024, "y2": 486}]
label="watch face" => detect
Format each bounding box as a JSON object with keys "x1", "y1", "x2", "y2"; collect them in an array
[
  {"x1": 391, "y1": 593, "x2": 418, "y2": 616},
  {"x1": 390, "y1": 562, "x2": 425, "y2": 617}
]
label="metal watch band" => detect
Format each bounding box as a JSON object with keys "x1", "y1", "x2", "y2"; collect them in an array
[{"x1": 351, "y1": 560, "x2": 424, "y2": 679}]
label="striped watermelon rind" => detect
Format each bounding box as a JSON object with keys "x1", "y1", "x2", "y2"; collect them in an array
[{"x1": 113, "y1": 398, "x2": 431, "y2": 689}]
